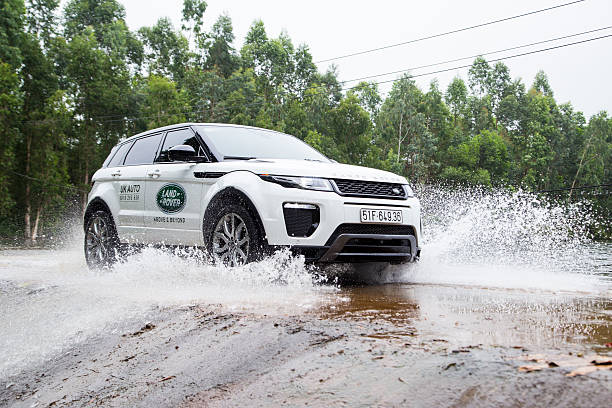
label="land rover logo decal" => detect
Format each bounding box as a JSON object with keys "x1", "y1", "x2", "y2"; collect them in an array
[{"x1": 156, "y1": 183, "x2": 186, "y2": 214}]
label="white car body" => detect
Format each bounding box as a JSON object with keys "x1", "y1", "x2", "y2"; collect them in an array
[{"x1": 85, "y1": 123, "x2": 421, "y2": 265}]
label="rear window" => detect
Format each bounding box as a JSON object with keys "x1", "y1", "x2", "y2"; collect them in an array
[
  {"x1": 107, "y1": 142, "x2": 133, "y2": 167},
  {"x1": 123, "y1": 134, "x2": 163, "y2": 166},
  {"x1": 102, "y1": 145, "x2": 118, "y2": 168}
]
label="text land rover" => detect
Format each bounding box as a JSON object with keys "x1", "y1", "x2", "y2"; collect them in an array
[{"x1": 84, "y1": 123, "x2": 421, "y2": 268}]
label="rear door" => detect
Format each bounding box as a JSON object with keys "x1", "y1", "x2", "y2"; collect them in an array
[
  {"x1": 143, "y1": 127, "x2": 205, "y2": 246},
  {"x1": 114, "y1": 133, "x2": 163, "y2": 242}
]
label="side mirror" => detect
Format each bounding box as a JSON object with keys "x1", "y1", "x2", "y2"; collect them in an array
[{"x1": 168, "y1": 145, "x2": 207, "y2": 162}]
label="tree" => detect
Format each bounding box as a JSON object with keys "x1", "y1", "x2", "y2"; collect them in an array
[
  {"x1": 445, "y1": 76, "x2": 468, "y2": 126},
  {"x1": 63, "y1": 0, "x2": 142, "y2": 66},
  {"x1": 348, "y1": 81, "x2": 382, "y2": 119},
  {"x1": 328, "y1": 93, "x2": 372, "y2": 165},
  {"x1": 570, "y1": 111, "x2": 611, "y2": 197},
  {"x1": 139, "y1": 18, "x2": 189, "y2": 82},
  {"x1": 19, "y1": 30, "x2": 61, "y2": 243},
  {"x1": 25, "y1": 0, "x2": 59, "y2": 46},
  {"x1": 441, "y1": 130, "x2": 509, "y2": 186},
  {"x1": 0, "y1": 62, "x2": 21, "y2": 216},
  {"x1": 181, "y1": 0, "x2": 207, "y2": 45},
  {"x1": 0, "y1": 0, "x2": 25, "y2": 69},
  {"x1": 533, "y1": 70, "x2": 553, "y2": 97},
  {"x1": 203, "y1": 14, "x2": 239, "y2": 78},
  {"x1": 142, "y1": 75, "x2": 189, "y2": 128},
  {"x1": 467, "y1": 56, "x2": 491, "y2": 97},
  {"x1": 376, "y1": 75, "x2": 434, "y2": 181}
]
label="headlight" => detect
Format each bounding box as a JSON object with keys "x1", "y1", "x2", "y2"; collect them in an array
[
  {"x1": 260, "y1": 175, "x2": 333, "y2": 192},
  {"x1": 403, "y1": 184, "x2": 415, "y2": 197}
]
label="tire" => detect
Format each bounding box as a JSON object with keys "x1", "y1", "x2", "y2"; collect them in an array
[
  {"x1": 84, "y1": 210, "x2": 120, "y2": 269},
  {"x1": 203, "y1": 202, "x2": 265, "y2": 266}
]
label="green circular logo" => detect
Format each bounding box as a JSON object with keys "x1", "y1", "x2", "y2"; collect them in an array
[{"x1": 156, "y1": 183, "x2": 186, "y2": 214}]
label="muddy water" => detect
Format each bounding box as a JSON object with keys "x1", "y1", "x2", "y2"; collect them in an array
[{"x1": 324, "y1": 282, "x2": 611, "y2": 353}]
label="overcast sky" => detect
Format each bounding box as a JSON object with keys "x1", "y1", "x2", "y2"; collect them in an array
[{"x1": 104, "y1": 0, "x2": 611, "y2": 118}]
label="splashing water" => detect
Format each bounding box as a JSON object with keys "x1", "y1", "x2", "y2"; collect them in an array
[
  {"x1": 0, "y1": 246, "x2": 335, "y2": 377},
  {"x1": 384, "y1": 185, "x2": 611, "y2": 292}
]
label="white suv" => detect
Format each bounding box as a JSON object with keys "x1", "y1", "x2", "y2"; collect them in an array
[{"x1": 84, "y1": 123, "x2": 421, "y2": 268}]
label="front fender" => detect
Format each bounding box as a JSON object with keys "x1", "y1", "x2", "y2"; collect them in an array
[{"x1": 201, "y1": 171, "x2": 277, "y2": 239}]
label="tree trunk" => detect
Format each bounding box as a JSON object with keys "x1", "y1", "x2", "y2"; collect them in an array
[
  {"x1": 397, "y1": 115, "x2": 403, "y2": 163},
  {"x1": 82, "y1": 158, "x2": 89, "y2": 215},
  {"x1": 82, "y1": 125, "x2": 90, "y2": 215},
  {"x1": 569, "y1": 138, "x2": 591, "y2": 200},
  {"x1": 31, "y1": 203, "x2": 43, "y2": 243},
  {"x1": 24, "y1": 132, "x2": 32, "y2": 245}
]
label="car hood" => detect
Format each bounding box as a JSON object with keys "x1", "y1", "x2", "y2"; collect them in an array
[{"x1": 208, "y1": 159, "x2": 408, "y2": 184}]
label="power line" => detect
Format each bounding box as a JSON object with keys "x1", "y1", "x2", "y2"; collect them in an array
[
  {"x1": 338, "y1": 26, "x2": 612, "y2": 85},
  {"x1": 538, "y1": 183, "x2": 612, "y2": 193},
  {"x1": 315, "y1": 0, "x2": 587, "y2": 63},
  {"x1": 336, "y1": 33, "x2": 612, "y2": 92},
  {"x1": 8, "y1": 170, "x2": 90, "y2": 193}
]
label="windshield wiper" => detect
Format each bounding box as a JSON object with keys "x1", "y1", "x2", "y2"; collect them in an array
[
  {"x1": 304, "y1": 158, "x2": 325, "y2": 162},
  {"x1": 223, "y1": 156, "x2": 257, "y2": 160}
]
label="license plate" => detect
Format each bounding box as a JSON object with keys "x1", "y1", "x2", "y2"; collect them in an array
[{"x1": 360, "y1": 208, "x2": 403, "y2": 224}]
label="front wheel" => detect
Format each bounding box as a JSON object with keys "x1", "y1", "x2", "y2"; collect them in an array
[
  {"x1": 84, "y1": 210, "x2": 120, "y2": 269},
  {"x1": 204, "y1": 203, "x2": 265, "y2": 266}
]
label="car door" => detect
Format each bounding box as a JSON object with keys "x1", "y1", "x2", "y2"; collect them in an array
[
  {"x1": 113, "y1": 133, "x2": 163, "y2": 242},
  {"x1": 143, "y1": 127, "x2": 205, "y2": 246}
]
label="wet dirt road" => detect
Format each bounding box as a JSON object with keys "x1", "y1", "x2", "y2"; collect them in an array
[
  {"x1": 0, "y1": 247, "x2": 610, "y2": 408},
  {"x1": 1, "y1": 189, "x2": 611, "y2": 407}
]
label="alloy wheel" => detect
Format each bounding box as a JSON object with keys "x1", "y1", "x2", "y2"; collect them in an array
[
  {"x1": 212, "y1": 212, "x2": 250, "y2": 266},
  {"x1": 85, "y1": 215, "x2": 112, "y2": 267}
]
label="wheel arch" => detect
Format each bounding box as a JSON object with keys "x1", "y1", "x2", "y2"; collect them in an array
[
  {"x1": 202, "y1": 187, "x2": 269, "y2": 244},
  {"x1": 84, "y1": 198, "x2": 114, "y2": 232}
]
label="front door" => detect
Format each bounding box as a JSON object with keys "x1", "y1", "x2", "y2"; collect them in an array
[{"x1": 143, "y1": 128, "x2": 205, "y2": 245}]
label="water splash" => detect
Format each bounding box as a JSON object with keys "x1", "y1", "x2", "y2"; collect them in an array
[
  {"x1": 0, "y1": 246, "x2": 335, "y2": 377},
  {"x1": 383, "y1": 185, "x2": 610, "y2": 292}
]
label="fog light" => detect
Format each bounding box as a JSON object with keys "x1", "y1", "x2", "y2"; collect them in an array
[
  {"x1": 282, "y1": 203, "x2": 320, "y2": 237},
  {"x1": 283, "y1": 203, "x2": 317, "y2": 210}
]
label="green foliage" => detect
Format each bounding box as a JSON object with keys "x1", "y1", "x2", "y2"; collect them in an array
[
  {"x1": 142, "y1": 75, "x2": 189, "y2": 128},
  {"x1": 0, "y1": 61, "x2": 22, "y2": 215},
  {"x1": 441, "y1": 130, "x2": 509, "y2": 186},
  {"x1": 202, "y1": 14, "x2": 239, "y2": 78},
  {"x1": 0, "y1": 0, "x2": 25, "y2": 69},
  {"x1": 139, "y1": 17, "x2": 189, "y2": 81}
]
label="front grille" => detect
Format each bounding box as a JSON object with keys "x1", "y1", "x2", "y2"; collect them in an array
[
  {"x1": 332, "y1": 179, "x2": 406, "y2": 199},
  {"x1": 325, "y1": 223, "x2": 415, "y2": 246}
]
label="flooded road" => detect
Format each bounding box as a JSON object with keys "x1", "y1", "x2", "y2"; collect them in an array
[{"x1": 0, "y1": 188, "x2": 610, "y2": 407}]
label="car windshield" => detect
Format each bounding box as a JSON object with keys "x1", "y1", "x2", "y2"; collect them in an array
[{"x1": 195, "y1": 125, "x2": 330, "y2": 162}]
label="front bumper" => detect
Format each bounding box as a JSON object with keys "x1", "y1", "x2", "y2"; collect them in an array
[
  {"x1": 290, "y1": 223, "x2": 420, "y2": 264},
  {"x1": 249, "y1": 181, "x2": 421, "y2": 264}
]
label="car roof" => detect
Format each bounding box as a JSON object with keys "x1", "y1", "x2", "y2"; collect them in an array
[{"x1": 120, "y1": 123, "x2": 288, "y2": 145}]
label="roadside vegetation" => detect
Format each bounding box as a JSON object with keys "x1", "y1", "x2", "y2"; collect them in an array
[{"x1": 1, "y1": 0, "x2": 610, "y2": 244}]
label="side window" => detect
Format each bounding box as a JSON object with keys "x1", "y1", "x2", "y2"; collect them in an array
[
  {"x1": 107, "y1": 142, "x2": 133, "y2": 168},
  {"x1": 123, "y1": 134, "x2": 163, "y2": 166},
  {"x1": 157, "y1": 128, "x2": 205, "y2": 162}
]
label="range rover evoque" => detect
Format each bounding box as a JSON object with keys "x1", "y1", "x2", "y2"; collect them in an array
[{"x1": 84, "y1": 123, "x2": 421, "y2": 268}]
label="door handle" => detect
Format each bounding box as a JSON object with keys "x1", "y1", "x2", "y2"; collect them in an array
[
  {"x1": 147, "y1": 169, "x2": 161, "y2": 178},
  {"x1": 111, "y1": 170, "x2": 121, "y2": 177}
]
